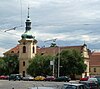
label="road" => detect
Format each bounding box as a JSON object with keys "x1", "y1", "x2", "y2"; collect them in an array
[{"x1": 0, "y1": 80, "x2": 78, "y2": 89}]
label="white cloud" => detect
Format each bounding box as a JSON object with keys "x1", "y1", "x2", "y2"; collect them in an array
[
  {"x1": 81, "y1": 35, "x2": 90, "y2": 41},
  {"x1": 0, "y1": 0, "x2": 100, "y2": 56}
]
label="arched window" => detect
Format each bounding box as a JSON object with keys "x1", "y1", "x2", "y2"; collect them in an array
[
  {"x1": 23, "y1": 61, "x2": 25, "y2": 66},
  {"x1": 33, "y1": 46, "x2": 35, "y2": 53},
  {"x1": 23, "y1": 46, "x2": 26, "y2": 53}
]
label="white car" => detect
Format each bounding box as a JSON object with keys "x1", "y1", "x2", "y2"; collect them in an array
[
  {"x1": 23, "y1": 75, "x2": 34, "y2": 81},
  {"x1": 87, "y1": 78, "x2": 98, "y2": 83}
]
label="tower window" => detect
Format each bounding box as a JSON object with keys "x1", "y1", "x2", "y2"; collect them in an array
[
  {"x1": 23, "y1": 46, "x2": 26, "y2": 53},
  {"x1": 23, "y1": 61, "x2": 25, "y2": 66},
  {"x1": 33, "y1": 46, "x2": 35, "y2": 53},
  {"x1": 23, "y1": 71, "x2": 25, "y2": 77}
]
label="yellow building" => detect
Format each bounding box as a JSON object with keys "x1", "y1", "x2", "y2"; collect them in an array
[{"x1": 89, "y1": 52, "x2": 100, "y2": 76}]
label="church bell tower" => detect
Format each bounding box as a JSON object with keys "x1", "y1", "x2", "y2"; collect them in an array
[{"x1": 18, "y1": 7, "x2": 37, "y2": 77}]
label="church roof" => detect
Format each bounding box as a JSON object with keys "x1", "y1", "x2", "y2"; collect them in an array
[
  {"x1": 37, "y1": 45, "x2": 84, "y2": 56},
  {"x1": 89, "y1": 52, "x2": 100, "y2": 66},
  {"x1": 3, "y1": 45, "x2": 19, "y2": 56}
]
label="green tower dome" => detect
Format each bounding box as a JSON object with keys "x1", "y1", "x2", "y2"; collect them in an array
[
  {"x1": 21, "y1": 31, "x2": 35, "y2": 39},
  {"x1": 21, "y1": 7, "x2": 35, "y2": 39}
]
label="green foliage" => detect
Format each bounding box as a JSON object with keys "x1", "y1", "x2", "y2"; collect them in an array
[
  {"x1": 59, "y1": 49, "x2": 87, "y2": 76},
  {"x1": 0, "y1": 55, "x2": 19, "y2": 75},
  {"x1": 27, "y1": 49, "x2": 87, "y2": 78},
  {"x1": 27, "y1": 55, "x2": 55, "y2": 77}
]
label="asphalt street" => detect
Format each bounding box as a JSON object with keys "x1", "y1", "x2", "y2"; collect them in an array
[{"x1": 0, "y1": 80, "x2": 78, "y2": 89}]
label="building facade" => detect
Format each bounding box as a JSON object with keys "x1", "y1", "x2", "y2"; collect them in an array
[{"x1": 89, "y1": 52, "x2": 100, "y2": 76}]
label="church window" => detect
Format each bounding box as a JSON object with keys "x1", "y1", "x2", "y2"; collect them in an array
[
  {"x1": 23, "y1": 71, "x2": 25, "y2": 77},
  {"x1": 23, "y1": 46, "x2": 26, "y2": 53},
  {"x1": 23, "y1": 61, "x2": 25, "y2": 66},
  {"x1": 33, "y1": 46, "x2": 35, "y2": 53}
]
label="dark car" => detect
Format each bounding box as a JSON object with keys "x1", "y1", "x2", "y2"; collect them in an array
[
  {"x1": 61, "y1": 83, "x2": 85, "y2": 89},
  {"x1": 9, "y1": 74, "x2": 22, "y2": 81},
  {"x1": 79, "y1": 81, "x2": 99, "y2": 89},
  {"x1": 55, "y1": 76, "x2": 71, "y2": 82},
  {"x1": 44, "y1": 76, "x2": 55, "y2": 81}
]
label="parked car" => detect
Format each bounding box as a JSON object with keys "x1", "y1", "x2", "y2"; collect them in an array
[
  {"x1": 92, "y1": 76, "x2": 100, "y2": 89},
  {"x1": 9, "y1": 74, "x2": 22, "y2": 81},
  {"x1": 22, "y1": 75, "x2": 34, "y2": 81},
  {"x1": 79, "y1": 81, "x2": 99, "y2": 89},
  {"x1": 88, "y1": 78, "x2": 98, "y2": 83},
  {"x1": 44, "y1": 76, "x2": 55, "y2": 81},
  {"x1": 0, "y1": 75, "x2": 9, "y2": 80},
  {"x1": 34, "y1": 76, "x2": 45, "y2": 81},
  {"x1": 55, "y1": 76, "x2": 71, "y2": 82},
  {"x1": 80, "y1": 76, "x2": 90, "y2": 81},
  {"x1": 61, "y1": 83, "x2": 85, "y2": 89}
]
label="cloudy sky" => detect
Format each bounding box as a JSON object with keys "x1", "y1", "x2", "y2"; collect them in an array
[{"x1": 0, "y1": 0, "x2": 100, "y2": 56}]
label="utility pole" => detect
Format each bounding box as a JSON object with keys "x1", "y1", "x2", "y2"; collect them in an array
[
  {"x1": 58, "y1": 46, "x2": 60, "y2": 77},
  {"x1": 44, "y1": 38, "x2": 57, "y2": 76}
]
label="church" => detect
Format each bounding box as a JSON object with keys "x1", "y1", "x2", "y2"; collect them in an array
[{"x1": 3, "y1": 8, "x2": 90, "y2": 78}]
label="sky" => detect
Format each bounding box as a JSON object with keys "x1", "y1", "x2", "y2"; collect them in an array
[{"x1": 0, "y1": 0, "x2": 100, "y2": 56}]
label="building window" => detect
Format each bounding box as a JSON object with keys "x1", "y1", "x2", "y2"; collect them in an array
[
  {"x1": 94, "y1": 68, "x2": 96, "y2": 72},
  {"x1": 33, "y1": 46, "x2": 35, "y2": 53},
  {"x1": 23, "y1": 46, "x2": 26, "y2": 53},
  {"x1": 89, "y1": 68, "x2": 91, "y2": 72},
  {"x1": 23, "y1": 71, "x2": 25, "y2": 77},
  {"x1": 23, "y1": 61, "x2": 25, "y2": 66}
]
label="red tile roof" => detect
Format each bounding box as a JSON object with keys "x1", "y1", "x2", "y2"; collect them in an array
[
  {"x1": 37, "y1": 45, "x2": 84, "y2": 56},
  {"x1": 90, "y1": 52, "x2": 100, "y2": 66},
  {"x1": 4, "y1": 45, "x2": 84, "y2": 56},
  {"x1": 3, "y1": 45, "x2": 19, "y2": 56}
]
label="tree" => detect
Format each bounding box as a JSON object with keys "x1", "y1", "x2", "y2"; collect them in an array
[
  {"x1": 57, "y1": 49, "x2": 87, "y2": 79},
  {"x1": 0, "y1": 57, "x2": 6, "y2": 75},
  {"x1": 0, "y1": 55, "x2": 19, "y2": 75},
  {"x1": 27, "y1": 55, "x2": 54, "y2": 77}
]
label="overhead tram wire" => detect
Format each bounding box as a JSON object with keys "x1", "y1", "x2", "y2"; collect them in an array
[
  {"x1": 0, "y1": 30, "x2": 20, "y2": 38},
  {"x1": 4, "y1": 25, "x2": 23, "y2": 32},
  {"x1": 4, "y1": 0, "x2": 23, "y2": 32}
]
